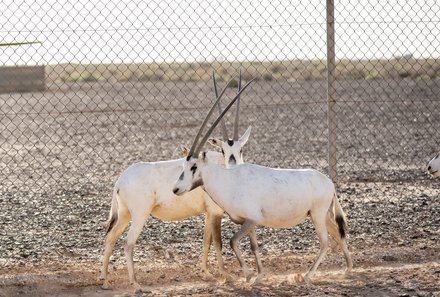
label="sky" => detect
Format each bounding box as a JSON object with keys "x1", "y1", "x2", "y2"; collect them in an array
[{"x1": 1, "y1": 0, "x2": 439, "y2": 65}]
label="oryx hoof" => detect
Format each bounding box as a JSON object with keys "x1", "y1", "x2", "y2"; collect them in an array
[
  {"x1": 250, "y1": 273, "x2": 264, "y2": 285},
  {"x1": 345, "y1": 267, "x2": 353, "y2": 275},
  {"x1": 200, "y1": 269, "x2": 214, "y2": 280},
  {"x1": 131, "y1": 281, "x2": 143, "y2": 293},
  {"x1": 101, "y1": 281, "x2": 111, "y2": 290},
  {"x1": 245, "y1": 271, "x2": 257, "y2": 283},
  {"x1": 218, "y1": 271, "x2": 234, "y2": 284},
  {"x1": 303, "y1": 274, "x2": 312, "y2": 284}
]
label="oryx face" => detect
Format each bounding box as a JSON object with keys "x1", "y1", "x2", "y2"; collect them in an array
[
  {"x1": 208, "y1": 126, "x2": 251, "y2": 168},
  {"x1": 428, "y1": 152, "x2": 440, "y2": 177},
  {"x1": 173, "y1": 155, "x2": 204, "y2": 195}
]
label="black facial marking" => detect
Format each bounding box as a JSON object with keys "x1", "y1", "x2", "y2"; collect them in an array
[
  {"x1": 202, "y1": 151, "x2": 207, "y2": 160},
  {"x1": 229, "y1": 154, "x2": 236, "y2": 165},
  {"x1": 179, "y1": 172, "x2": 184, "y2": 180},
  {"x1": 189, "y1": 178, "x2": 204, "y2": 191},
  {"x1": 173, "y1": 188, "x2": 179, "y2": 194},
  {"x1": 190, "y1": 164, "x2": 197, "y2": 175},
  {"x1": 221, "y1": 149, "x2": 225, "y2": 156},
  {"x1": 227, "y1": 139, "x2": 234, "y2": 146},
  {"x1": 186, "y1": 154, "x2": 192, "y2": 161}
]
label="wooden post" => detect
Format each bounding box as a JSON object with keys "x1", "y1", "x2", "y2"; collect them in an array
[{"x1": 326, "y1": 0, "x2": 337, "y2": 183}]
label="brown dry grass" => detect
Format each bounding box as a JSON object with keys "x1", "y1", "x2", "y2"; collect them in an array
[{"x1": 46, "y1": 58, "x2": 440, "y2": 83}]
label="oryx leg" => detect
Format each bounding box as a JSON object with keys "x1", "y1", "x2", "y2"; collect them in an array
[
  {"x1": 249, "y1": 228, "x2": 263, "y2": 276},
  {"x1": 230, "y1": 219, "x2": 257, "y2": 282},
  {"x1": 305, "y1": 209, "x2": 329, "y2": 280},
  {"x1": 201, "y1": 214, "x2": 214, "y2": 276},
  {"x1": 201, "y1": 213, "x2": 227, "y2": 277},
  {"x1": 203, "y1": 198, "x2": 227, "y2": 277},
  {"x1": 202, "y1": 212, "x2": 225, "y2": 276},
  {"x1": 100, "y1": 207, "x2": 131, "y2": 289},
  {"x1": 211, "y1": 215, "x2": 228, "y2": 277},
  {"x1": 325, "y1": 213, "x2": 353, "y2": 272},
  {"x1": 124, "y1": 212, "x2": 150, "y2": 292}
]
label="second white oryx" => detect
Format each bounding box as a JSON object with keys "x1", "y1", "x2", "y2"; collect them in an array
[
  {"x1": 99, "y1": 73, "x2": 254, "y2": 291},
  {"x1": 173, "y1": 96, "x2": 353, "y2": 282}
]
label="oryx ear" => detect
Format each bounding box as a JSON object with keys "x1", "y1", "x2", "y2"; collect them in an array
[
  {"x1": 202, "y1": 151, "x2": 208, "y2": 163},
  {"x1": 239, "y1": 126, "x2": 252, "y2": 146},
  {"x1": 181, "y1": 145, "x2": 190, "y2": 157},
  {"x1": 208, "y1": 138, "x2": 223, "y2": 148}
]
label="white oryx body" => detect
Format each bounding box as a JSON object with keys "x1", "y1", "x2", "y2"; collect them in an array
[
  {"x1": 203, "y1": 163, "x2": 334, "y2": 228},
  {"x1": 428, "y1": 152, "x2": 440, "y2": 177},
  {"x1": 116, "y1": 155, "x2": 222, "y2": 221},
  {"x1": 99, "y1": 153, "x2": 224, "y2": 291},
  {"x1": 173, "y1": 154, "x2": 353, "y2": 281},
  {"x1": 100, "y1": 71, "x2": 254, "y2": 291}
]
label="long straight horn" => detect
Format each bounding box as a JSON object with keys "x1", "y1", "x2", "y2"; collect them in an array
[
  {"x1": 187, "y1": 77, "x2": 235, "y2": 158},
  {"x1": 233, "y1": 68, "x2": 242, "y2": 140},
  {"x1": 213, "y1": 71, "x2": 229, "y2": 140},
  {"x1": 193, "y1": 78, "x2": 255, "y2": 156}
]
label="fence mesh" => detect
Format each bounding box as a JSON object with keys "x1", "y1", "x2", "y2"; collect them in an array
[
  {"x1": 1, "y1": 1, "x2": 439, "y2": 194},
  {"x1": 1, "y1": 0, "x2": 439, "y2": 277}
]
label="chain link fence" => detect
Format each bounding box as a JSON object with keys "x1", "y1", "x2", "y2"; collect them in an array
[
  {"x1": 2, "y1": 0, "x2": 438, "y2": 194},
  {"x1": 1, "y1": 0, "x2": 440, "y2": 279}
]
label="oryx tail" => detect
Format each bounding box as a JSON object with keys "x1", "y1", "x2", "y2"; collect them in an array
[
  {"x1": 105, "y1": 188, "x2": 119, "y2": 236},
  {"x1": 333, "y1": 193, "x2": 348, "y2": 239}
]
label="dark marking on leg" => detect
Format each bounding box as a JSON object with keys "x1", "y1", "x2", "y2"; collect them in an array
[
  {"x1": 106, "y1": 213, "x2": 118, "y2": 236},
  {"x1": 335, "y1": 215, "x2": 346, "y2": 239}
]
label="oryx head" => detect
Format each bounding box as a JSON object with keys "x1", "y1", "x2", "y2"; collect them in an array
[
  {"x1": 428, "y1": 152, "x2": 440, "y2": 177},
  {"x1": 173, "y1": 73, "x2": 254, "y2": 195},
  {"x1": 207, "y1": 70, "x2": 252, "y2": 168}
]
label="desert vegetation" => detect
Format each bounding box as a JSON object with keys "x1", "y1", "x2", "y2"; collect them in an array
[{"x1": 46, "y1": 58, "x2": 440, "y2": 83}]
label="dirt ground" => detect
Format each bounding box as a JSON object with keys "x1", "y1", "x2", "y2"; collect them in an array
[
  {"x1": 1, "y1": 248, "x2": 439, "y2": 297},
  {"x1": 1, "y1": 79, "x2": 440, "y2": 296}
]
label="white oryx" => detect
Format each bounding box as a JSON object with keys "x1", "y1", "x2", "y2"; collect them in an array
[
  {"x1": 99, "y1": 73, "x2": 254, "y2": 291},
  {"x1": 428, "y1": 152, "x2": 440, "y2": 177},
  {"x1": 172, "y1": 94, "x2": 353, "y2": 282}
]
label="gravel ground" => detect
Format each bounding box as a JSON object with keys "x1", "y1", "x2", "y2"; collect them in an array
[{"x1": 1, "y1": 79, "x2": 439, "y2": 296}]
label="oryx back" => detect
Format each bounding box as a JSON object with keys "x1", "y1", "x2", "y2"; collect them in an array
[{"x1": 203, "y1": 163, "x2": 335, "y2": 228}]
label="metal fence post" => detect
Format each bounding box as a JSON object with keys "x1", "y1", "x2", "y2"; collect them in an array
[{"x1": 326, "y1": 0, "x2": 337, "y2": 183}]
